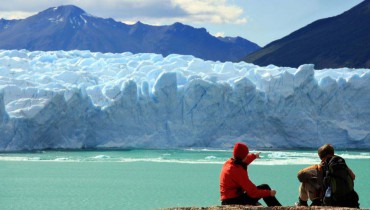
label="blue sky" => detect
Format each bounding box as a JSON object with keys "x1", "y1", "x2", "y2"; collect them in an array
[{"x1": 0, "y1": 0, "x2": 363, "y2": 46}]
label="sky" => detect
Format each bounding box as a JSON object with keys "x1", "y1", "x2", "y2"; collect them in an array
[{"x1": 0, "y1": 0, "x2": 364, "y2": 47}]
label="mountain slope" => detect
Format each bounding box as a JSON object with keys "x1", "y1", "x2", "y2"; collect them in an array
[
  {"x1": 0, "y1": 5, "x2": 260, "y2": 62},
  {"x1": 244, "y1": 0, "x2": 370, "y2": 69}
]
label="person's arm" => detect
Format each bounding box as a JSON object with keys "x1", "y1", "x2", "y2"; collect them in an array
[
  {"x1": 244, "y1": 152, "x2": 260, "y2": 165},
  {"x1": 347, "y1": 167, "x2": 356, "y2": 180},
  {"x1": 236, "y1": 167, "x2": 271, "y2": 198}
]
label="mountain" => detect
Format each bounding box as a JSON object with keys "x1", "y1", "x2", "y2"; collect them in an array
[
  {"x1": 0, "y1": 19, "x2": 19, "y2": 30},
  {"x1": 0, "y1": 5, "x2": 260, "y2": 62},
  {"x1": 244, "y1": 0, "x2": 370, "y2": 69}
]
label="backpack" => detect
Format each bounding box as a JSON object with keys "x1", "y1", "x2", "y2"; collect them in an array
[{"x1": 322, "y1": 155, "x2": 357, "y2": 206}]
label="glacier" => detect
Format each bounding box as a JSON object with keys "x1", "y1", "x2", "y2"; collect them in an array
[{"x1": 0, "y1": 50, "x2": 369, "y2": 151}]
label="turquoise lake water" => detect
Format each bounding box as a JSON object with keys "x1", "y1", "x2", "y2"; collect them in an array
[{"x1": 0, "y1": 149, "x2": 369, "y2": 210}]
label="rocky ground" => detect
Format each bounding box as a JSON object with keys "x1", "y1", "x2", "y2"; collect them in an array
[{"x1": 161, "y1": 205, "x2": 363, "y2": 210}]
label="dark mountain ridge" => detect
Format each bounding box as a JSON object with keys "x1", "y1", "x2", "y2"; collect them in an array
[
  {"x1": 0, "y1": 5, "x2": 260, "y2": 62},
  {"x1": 244, "y1": 0, "x2": 370, "y2": 69}
]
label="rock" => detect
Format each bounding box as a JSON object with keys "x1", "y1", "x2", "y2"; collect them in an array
[{"x1": 161, "y1": 205, "x2": 362, "y2": 210}]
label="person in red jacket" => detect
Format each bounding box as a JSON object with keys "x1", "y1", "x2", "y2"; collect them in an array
[{"x1": 220, "y1": 142, "x2": 281, "y2": 206}]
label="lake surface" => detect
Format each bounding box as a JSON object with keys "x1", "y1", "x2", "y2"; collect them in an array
[{"x1": 0, "y1": 149, "x2": 369, "y2": 209}]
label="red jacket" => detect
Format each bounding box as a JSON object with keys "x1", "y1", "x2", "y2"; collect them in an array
[{"x1": 220, "y1": 154, "x2": 271, "y2": 200}]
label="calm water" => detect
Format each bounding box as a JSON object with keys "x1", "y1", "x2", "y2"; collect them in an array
[{"x1": 0, "y1": 149, "x2": 369, "y2": 210}]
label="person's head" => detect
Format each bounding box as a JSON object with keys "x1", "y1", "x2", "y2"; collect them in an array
[
  {"x1": 233, "y1": 142, "x2": 249, "y2": 161},
  {"x1": 318, "y1": 144, "x2": 334, "y2": 160}
]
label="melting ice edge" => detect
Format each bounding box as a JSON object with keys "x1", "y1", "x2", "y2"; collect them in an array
[{"x1": 0, "y1": 50, "x2": 369, "y2": 151}]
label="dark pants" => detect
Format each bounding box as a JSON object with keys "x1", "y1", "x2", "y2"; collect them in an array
[
  {"x1": 221, "y1": 184, "x2": 282, "y2": 206},
  {"x1": 324, "y1": 190, "x2": 359, "y2": 208}
]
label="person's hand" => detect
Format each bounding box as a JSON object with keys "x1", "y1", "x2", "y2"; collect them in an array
[
  {"x1": 270, "y1": 189, "x2": 277, "y2": 197},
  {"x1": 255, "y1": 152, "x2": 261, "y2": 158}
]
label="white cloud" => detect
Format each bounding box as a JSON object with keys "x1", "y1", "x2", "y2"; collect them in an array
[
  {"x1": 214, "y1": 32, "x2": 225, "y2": 37},
  {"x1": 0, "y1": 0, "x2": 247, "y2": 25},
  {"x1": 170, "y1": 0, "x2": 247, "y2": 24},
  {"x1": 0, "y1": 11, "x2": 35, "y2": 19}
]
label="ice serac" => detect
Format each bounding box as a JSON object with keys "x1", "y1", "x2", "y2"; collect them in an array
[
  {"x1": 0, "y1": 92, "x2": 8, "y2": 122},
  {"x1": 0, "y1": 50, "x2": 369, "y2": 151}
]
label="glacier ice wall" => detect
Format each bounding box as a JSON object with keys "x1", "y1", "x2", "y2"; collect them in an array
[{"x1": 0, "y1": 50, "x2": 370, "y2": 151}]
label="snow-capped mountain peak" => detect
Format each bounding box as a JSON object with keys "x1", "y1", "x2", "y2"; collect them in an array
[
  {"x1": 40, "y1": 5, "x2": 91, "y2": 26},
  {"x1": 49, "y1": 5, "x2": 88, "y2": 17}
]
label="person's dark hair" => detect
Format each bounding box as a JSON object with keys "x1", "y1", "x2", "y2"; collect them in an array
[
  {"x1": 318, "y1": 144, "x2": 335, "y2": 160},
  {"x1": 232, "y1": 157, "x2": 247, "y2": 170}
]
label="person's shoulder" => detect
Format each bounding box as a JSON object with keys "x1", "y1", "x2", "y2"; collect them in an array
[
  {"x1": 333, "y1": 154, "x2": 345, "y2": 159},
  {"x1": 328, "y1": 155, "x2": 346, "y2": 163},
  {"x1": 299, "y1": 164, "x2": 320, "y2": 173},
  {"x1": 223, "y1": 158, "x2": 233, "y2": 166}
]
